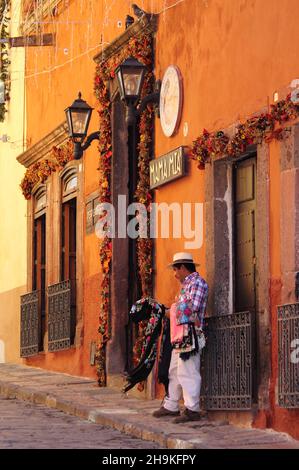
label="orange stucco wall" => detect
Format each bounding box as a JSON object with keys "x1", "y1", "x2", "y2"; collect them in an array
[
  {"x1": 153, "y1": 0, "x2": 299, "y2": 306},
  {"x1": 24, "y1": 0, "x2": 104, "y2": 379},
  {"x1": 152, "y1": 0, "x2": 299, "y2": 439},
  {"x1": 23, "y1": 0, "x2": 299, "y2": 437}
]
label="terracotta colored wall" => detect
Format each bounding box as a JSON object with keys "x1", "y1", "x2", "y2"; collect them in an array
[
  {"x1": 151, "y1": 0, "x2": 299, "y2": 438},
  {"x1": 153, "y1": 0, "x2": 299, "y2": 308},
  {"x1": 24, "y1": 0, "x2": 104, "y2": 378}
]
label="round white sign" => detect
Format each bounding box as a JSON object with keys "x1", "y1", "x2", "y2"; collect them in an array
[{"x1": 160, "y1": 65, "x2": 183, "y2": 137}]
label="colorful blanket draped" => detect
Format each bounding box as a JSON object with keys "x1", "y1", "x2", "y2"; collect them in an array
[
  {"x1": 170, "y1": 295, "x2": 202, "y2": 360},
  {"x1": 122, "y1": 297, "x2": 165, "y2": 393}
]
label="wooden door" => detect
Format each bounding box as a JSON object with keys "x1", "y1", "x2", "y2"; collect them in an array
[
  {"x1": 234, "y1": 156, "x2": 257, "y2": 401},
  {"x1": 61, "y1": 198, "x2": 77, "y2": 342},
  {"x1": 234, "y1": 157, "x2": 257, "y2": 312}
]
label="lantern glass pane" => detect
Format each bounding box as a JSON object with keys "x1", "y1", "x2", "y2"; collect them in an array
[
  {"x1": 123, "y1": 70, "x2": 143, "y2": 96},
  {"x1": 66, "y1": 110, "x2": 73, "y2": 136},
  {"x1": 71, "y1": 110, "x2": 90, "y2": 135},
  {"x1": 117, "y1": 69, "x2": 125, "y2": 99}
]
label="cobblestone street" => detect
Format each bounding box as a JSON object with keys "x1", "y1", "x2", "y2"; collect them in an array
[{"x1": 0, "y1": 397, "x2": 160, "y2": 449}]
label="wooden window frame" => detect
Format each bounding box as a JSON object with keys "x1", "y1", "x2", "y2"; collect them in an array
[
  {"x1": 33, "y1": 185, "x2": 47, "y2": 219},
  {"x1": 62, "y1": 173, "x2": 78, "y2": 202},
  {"x1": 32, "y1": 185, "x2": 47, "y2": 352},
  {"x1": 58, "y1": 161, "x2": 84, "y2": 349},
  {"x1": 25, "y1": 160, "x2": 83, "y2": 353},
  {"x1": 61, "y1": 167, "x2": 78, "y2": 278}
]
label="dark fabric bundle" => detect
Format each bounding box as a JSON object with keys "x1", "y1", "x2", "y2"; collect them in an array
[
  {"x1": 157, "y1": 317, "x2": 172, "y2": 394},
  {"x1": 122, "y1": 298, "x2": 165, "y2": 393},
  {"x1": 179, "y1": 324, "x2": 199, "y2": 361},
  {"x1": 129, "y1": 299, "x2": 153, "y2": 324}
]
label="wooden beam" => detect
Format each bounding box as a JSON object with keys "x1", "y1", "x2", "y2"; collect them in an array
[{"x1": 0, "y1": 33, "x2": 55, "y2": 47}]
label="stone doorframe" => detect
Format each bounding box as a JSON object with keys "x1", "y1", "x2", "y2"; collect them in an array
[
  {"x1": 280, "y1": 124, "x2": 299, "y2": 307},
  {"x1": 205, "y1": 143, "x2": 271, "y2": 410}
]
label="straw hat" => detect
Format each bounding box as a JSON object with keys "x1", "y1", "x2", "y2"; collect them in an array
[{"x1": 167, "y1": 252, "x2": 200, "y2": 268}]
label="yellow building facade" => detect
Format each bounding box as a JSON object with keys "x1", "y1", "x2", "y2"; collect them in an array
[{"x1": 0, "y1": 0, "x2": 26, "y2": 363}]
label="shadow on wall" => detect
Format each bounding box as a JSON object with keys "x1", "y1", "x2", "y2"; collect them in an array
[{"x1": 0, "y1": 340, "x2": 5, "y2": 363}]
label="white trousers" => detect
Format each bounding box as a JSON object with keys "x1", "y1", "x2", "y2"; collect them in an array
[{"x1": 163, "y1": 348, "x2": 202, "y2": 412}]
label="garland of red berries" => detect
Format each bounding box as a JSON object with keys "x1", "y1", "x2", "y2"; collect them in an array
[
  {"x1": 20, "y1": 140, "x2": 74, "y2": 199},
  {"x1": 190, "y1": 94, "x2": 299, "y2": 168}
]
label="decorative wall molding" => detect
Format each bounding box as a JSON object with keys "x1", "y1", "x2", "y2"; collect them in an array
[
  {"x1": 17, "y1": 121, "x2": 68, "y2": 168},
  {"x1": 93, "y1": 14, "x2": 158, "y2": 64}
]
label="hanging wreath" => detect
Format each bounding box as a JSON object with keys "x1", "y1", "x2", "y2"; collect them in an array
[
  {"x1": 20, "y1": 140, "x2": 74, "y2": 199},
  {"x1": 190, "y1": 94, "x2": 299, "y2": 168},
  {"x1": 0, "y1": 0, "x2": 11, "y2": 122},
  {"x1": 94, "y1": 32, "x2": 154, "y2": 387}
]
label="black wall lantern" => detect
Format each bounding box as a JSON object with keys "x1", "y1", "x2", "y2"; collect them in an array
[
  {"x1": 115, "y1": 56, "x2": 146, "y2": 106},
  {"x1": 115, "y1": 57, "x2": 160, "y2": 126},
  {"x1": 65, "y1": 92, "x2": 100, "y2": 159}
]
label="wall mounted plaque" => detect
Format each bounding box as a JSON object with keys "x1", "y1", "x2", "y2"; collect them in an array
[
  {"x1": 160, "y1": 65, "x2": 183, "y2": 137},
  {"x1": 150, "y1": 146, "x2": 186, "y2": 189}
]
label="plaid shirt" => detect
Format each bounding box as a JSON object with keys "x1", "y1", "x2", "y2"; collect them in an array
[{"x1": 176, "y1": 272, "x2": 208, "y2": 329}]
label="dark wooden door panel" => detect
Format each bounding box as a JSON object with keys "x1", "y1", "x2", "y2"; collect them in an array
[
  {"x1": 234, "y1": 158, "x2": 256, "y2": 312},
  {"x1": 32, "y1": 215, "x2": 46, "y2": 351}
]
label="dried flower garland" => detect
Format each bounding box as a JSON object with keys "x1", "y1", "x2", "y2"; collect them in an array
[
  {"x1": 190, "y1": 94, "x2": 299, "y2": 168},
  {"x1": 20, "y1": 140, "x2": 74, "y2": 199},
  {"x1": 94, "y1": 32, "x2": 154, "y2": 387},
  {"x1": 0, "y1": 0, "x2": 11, "y2": 122}
]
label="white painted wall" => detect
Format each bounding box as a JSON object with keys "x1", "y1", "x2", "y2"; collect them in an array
[{"x1": 0, "y1": 0, "x2": 26, "y2": 363}]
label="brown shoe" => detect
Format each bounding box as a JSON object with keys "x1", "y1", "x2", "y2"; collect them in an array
[
  {"x1": 152, "y1": 406, "x2": 180, "y2": 418},
  {"x1": 173, "y1": 408, "x2": 202, "y2": 424}
]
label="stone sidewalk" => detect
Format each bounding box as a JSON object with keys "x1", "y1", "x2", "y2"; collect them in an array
[{"x1": 0, "y1": 363, "x2": 298, "y2": 449}]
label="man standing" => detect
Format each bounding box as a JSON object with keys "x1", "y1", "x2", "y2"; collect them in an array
[{"x1": 153, "y1": 252, "x2": 208, "y2": 423}]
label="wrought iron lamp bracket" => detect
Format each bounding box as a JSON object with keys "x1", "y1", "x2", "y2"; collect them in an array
[
  {"x1": 136, "y1": 86, "x2": 161, "y2": 118},
  {"x1": 126, "y1": 80, "x2": 161, "y2": 126},
  {"x1": 74, "y1": 131, "x2": 101, "y2": 160}
]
